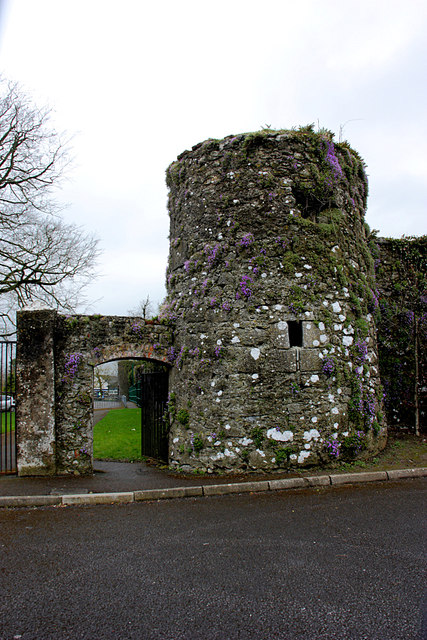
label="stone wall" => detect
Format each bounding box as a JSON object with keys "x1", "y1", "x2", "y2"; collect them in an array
[
  {"x1": 374, "y1": 236, "x2": 427, "y2": 430},
  {"x1": 164, "y1": 129, "x2": 387, "y2": 472},
  {"x1": 16, "y1": 310, "x2": 172, "y2": 475},
  {"x1": 16, "y1": 127, "x2": 425, "y2": 477}
]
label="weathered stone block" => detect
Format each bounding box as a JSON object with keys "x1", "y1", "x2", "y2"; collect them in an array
[
  {"x1": 268, "y1": 349, "x2": 298, "y2": 373},
  {"x1": 302, "y1": 321, "x2": 321, "y2": 347},
  {"x1": 272, "y1": 321, "x2": 290, "y2": 348},
  {"x1": 299, "y1": 349, "x2": 322, "y2": 372}
]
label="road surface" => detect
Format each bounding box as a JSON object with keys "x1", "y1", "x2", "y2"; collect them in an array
[{"x1": 0, "y1": 479, "x2": 426, "y2": 639}]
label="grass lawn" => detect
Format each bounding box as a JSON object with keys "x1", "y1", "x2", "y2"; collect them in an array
[
  {"x1": 1, "y1": 412, "x2": 15, "y2": 433},
  {"x1": 93, "y1": 408, "x2": 143, "y2": 461}
]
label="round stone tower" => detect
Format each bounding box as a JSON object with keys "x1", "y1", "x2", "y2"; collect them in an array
[{"x1": 163, "y1": 127, "x2": 386, "y2": 472}]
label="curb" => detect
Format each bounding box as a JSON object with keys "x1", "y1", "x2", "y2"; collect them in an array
[{"x1": 0, "y1": 467, "x2": 425, "y2": 508}]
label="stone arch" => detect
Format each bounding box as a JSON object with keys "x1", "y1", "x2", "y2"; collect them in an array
[
  {"x1": 16, "y1": 310, "x2": 173, "y2": 476},
  {"x1": 87, "y1": 342, "x2": 170, "y2": 367}
]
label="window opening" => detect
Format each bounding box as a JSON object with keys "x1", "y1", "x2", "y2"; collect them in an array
[{"x1": 288, "y1": 321, "x2": 303, "y2": 347}]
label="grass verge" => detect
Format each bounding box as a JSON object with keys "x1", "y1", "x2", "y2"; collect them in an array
[
  {"x1": 93, "y1": 408, "x2": 143, "y2": 461},
  {"x1": 331, "y1": 431, "x2": 427, "y2": 473}
]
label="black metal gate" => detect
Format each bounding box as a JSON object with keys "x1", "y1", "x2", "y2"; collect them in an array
[
  {"x1": 1, "y1": 341, "x2": 17, "y2": 474},
  {"x1": 139, "y1": 372, "x2": 169, "y2": 462}
]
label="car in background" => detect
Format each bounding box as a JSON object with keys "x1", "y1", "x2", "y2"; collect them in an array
[{"x1": 0, "y1": 395, "x2": 15, "y2": 411}]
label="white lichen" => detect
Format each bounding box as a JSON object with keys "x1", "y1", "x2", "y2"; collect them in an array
[
  {"x1": 267, "y1": 428, "x2": 293, "y2": 442},
  {"x1": 303, "y1": 429, "x2": 320, "y2": 441}
]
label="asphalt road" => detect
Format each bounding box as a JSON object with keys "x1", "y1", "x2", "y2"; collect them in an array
[{"x1": 0, "y1": 479, "x2": 426, "y2": 640}]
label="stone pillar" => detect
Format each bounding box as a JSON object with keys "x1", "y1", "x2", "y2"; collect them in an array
[{"x1": 16, "y1": 309, "x2": 57, "y2": 476}]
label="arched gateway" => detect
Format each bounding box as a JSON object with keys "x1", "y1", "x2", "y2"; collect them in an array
[{"x1": 16, "y1": 310, "x2": 172, "y2": 475}]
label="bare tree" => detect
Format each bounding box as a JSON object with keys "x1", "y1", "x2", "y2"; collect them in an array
[
  {"x1": 128, "y1": 295, "x2": 153, "y2": 319},
  {"x1": 94, "y1": 363, "x2": 117, "y2": 394},
  {"x1": 0, "y1": 78, "x2": 99, "y2": 336}
]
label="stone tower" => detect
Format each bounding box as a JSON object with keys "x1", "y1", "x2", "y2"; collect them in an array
[{"x1": 163, "y1": 127, "x2": 387, "y2": 472}]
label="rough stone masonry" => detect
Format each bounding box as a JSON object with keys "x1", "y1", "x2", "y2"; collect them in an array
[
  {"x1": 164, "y1": 128, "x2": 387, "y2": 472},
  {"x1": 19, "y1": 127, "x2": 418, "y2": 476}
]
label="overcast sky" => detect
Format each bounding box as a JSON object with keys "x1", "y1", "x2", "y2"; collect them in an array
[{"x1": 0, "y1": 0, "x2": 426, "y2": 316}]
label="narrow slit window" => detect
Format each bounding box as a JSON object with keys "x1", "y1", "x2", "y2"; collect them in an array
[{"x1": 288, "y1": 321, "x2": 303, "y2": 347}]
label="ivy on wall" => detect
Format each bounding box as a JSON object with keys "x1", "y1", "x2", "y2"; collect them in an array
[{"x1": 375, "y1": 236, "x2": 427, "y2": 433}]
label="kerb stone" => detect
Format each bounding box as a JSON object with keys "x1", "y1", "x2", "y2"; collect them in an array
[
  {"x1": 269, "y1": 477, "x2": 307, "y2": 490},
  {"x1": 134, "y1": 487, "x2": 203, "y2": 501},
  {"x1": 305, "y1": 475, "x2": 331, "y2": 486},
  {"x1": 0, "y1": 495, "x2": 61, "y2": 508},
  {"x1": 387, "y1": 468, "x2": 427, "y2": 480},
  {"x1": 62, "y1": 492, "x2": 134, "y2": 505},
  {"x1": 330, "y1": 471, "x2": 388, "y2": 485},
  {"x1": 203, "y1": 481, "x2": 269, "y2": 496}
]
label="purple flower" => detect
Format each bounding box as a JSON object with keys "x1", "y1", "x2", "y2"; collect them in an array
[
  {"x1": 236, "y1": 275, "x2": 253, "y2": 299},
  {"x1": 167, "y1": 346, "x2": 177, "y2": 363},
  {"x1": 323, "y1": 138, "x2": 343, "y2": 180},
  {"x1": 63, "y1": 352, "x2": 84, "y2": 382},
  {"x1": 402, "y1": 310, "x2": 415, "y2": 327},
  {"x1": 353, "y1": 338, "x2": 368, "y2": 366},
  {"x1": 204, "y1": 244, "x2": 220, "y2": 267},
  {"x1": 368, "y1": 289, "x2": 379, "y2": 313},
  {"x1": 175, "y1": 346, "x2": 188, "y2": 370},
  {"x1": 322, "y1": 357, "x2": 335, "y2": 377},
  {"x1": 239, "y1": 233, "x2": 254, "y2": 248},
  {"x1": 325, "y1": 439, "x2": 340, "y2": 457},
  {"x1": 131, "y1": 322, "x2": 145, "y2": 339}
]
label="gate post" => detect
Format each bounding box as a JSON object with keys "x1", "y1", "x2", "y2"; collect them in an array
[{"x1": 16, "y1": 309, "x2": 57, "y2": 476}]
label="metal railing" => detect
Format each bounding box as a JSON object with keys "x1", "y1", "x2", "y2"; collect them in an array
[{"x1": 1, "y1": 341, "x2": 17, "y2": 474}]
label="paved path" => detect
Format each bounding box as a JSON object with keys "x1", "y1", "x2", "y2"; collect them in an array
[{"x1": 0, "y1": 479, "x2": 425, "y2": 640}]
